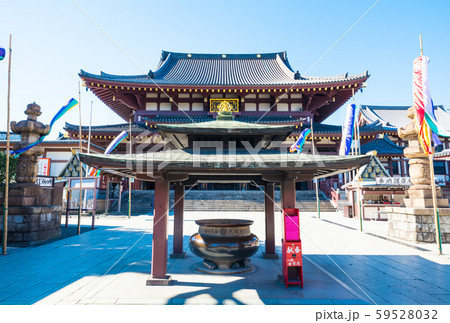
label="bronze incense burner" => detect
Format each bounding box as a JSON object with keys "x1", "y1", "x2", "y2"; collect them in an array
[{"x1": 189, "y1": 219, "x2": 259, "y2": 274}]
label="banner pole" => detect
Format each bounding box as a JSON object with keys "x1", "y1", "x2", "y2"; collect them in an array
[
  {"x1": 429, "y1": 150, "x2": 442, "y2": 254},
  {"x1": 419, "y1": 34, "x2": 441, "y2": 254},
  {"x1": 2, "y1": 34, "x2": 12, "y2": 255},
  {"x1": 87, "y1": 101, "x2": 93, "y2": 154},
  {"x1": 128, "y1": 119, "x2": 132, "y2": 220},
  {"x1": 77, "y1": 81, "x2": 82, "y2": 235},
  {"x1": 311, "y1": 115, "x2": 321, "y2": 219}
]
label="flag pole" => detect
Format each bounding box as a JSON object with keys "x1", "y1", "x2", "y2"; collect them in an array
[
  {"x1": 77, "y1": 81, "x2": 82, "y2": 235},
  {"x1": 311, "y1": 115, "x2": 321, "y2": 219},
  {"x1": 128, "y1": 118, "x2": 132, "y2": 220},
  {"x1": 352, "y1": 88, "x2": 363, "y2": 231},
  {"x1": 420, "y1": 34, "x2": 442, "y2": 254},
  {"x1": 87, "y1": 101, "x2": 93, "y2": 154},
  {"x1": 2, "y1": 34, "x2": 12, "y2": 255}
]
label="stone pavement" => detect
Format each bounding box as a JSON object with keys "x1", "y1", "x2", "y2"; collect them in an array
[{"x1": 0, "y1": 211, "x2": 449, "y2": 305}]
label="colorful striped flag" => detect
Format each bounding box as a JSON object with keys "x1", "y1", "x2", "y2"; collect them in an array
[
  {"x1": 290, "y1": 128, "x2": 311, "y2": 153},
  {"x1": 0, "y1": 47, "x2": 5, "y2": 60},
  {"x1": 11, "y1": 98, "x2": 78, "y2": 156},
  {"x1": 104, "y1": 131, "x2": 128, "y2": 154},
  {"x1": 413, "y1": 56, "x2": 449, "y2": 155},
  {"x1": 88, "y1": 130, "x2": 129, "y2": 176},
  {"x1": 339, "y1": 104, "x2": 357, "y2": 155}
]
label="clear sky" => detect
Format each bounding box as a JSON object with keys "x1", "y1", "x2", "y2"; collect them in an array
[{"x1": 1, "y1": 0, "x2": 450, "y2": 137}]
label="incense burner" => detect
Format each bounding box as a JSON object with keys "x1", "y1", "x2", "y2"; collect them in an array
[{"x1": 189, "y1": 219, "x2": 259, "y2": 273}]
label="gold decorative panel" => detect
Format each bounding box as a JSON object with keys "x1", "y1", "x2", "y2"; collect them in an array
[{"x1": 209, "y1": 98, "x2": 239, "y2": 113}]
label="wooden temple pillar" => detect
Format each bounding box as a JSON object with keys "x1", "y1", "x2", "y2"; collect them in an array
[
  {"x1": 263, "y1": 182, "x2": 278, "y2": 259},
  {"x1": 170, "y1": 182, "x2": 186, "y2": 258},
  {"x1": 147, "y1": 173, "x2": 171, "y2": 285},
  {"x1": 281, "y1": 174, "x2": 297, "y2": 209}
]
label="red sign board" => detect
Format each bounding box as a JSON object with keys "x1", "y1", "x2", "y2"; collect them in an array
[
  {"x1": 285, "y1": 242, "x2": 302, "y2": 267},
  {"x1": 38, "y1": 158, "x2": 51, "y2": 176}
]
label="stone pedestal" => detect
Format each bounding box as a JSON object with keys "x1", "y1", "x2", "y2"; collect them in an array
[
  {"x1": 1, "y1": 206, "x2": 62, "y2": 246},
  {"x1": 1, "y1": 182, "x2": 62, "y2": 246},
  {"x1": 386, "y1": 207, "x2": 450, "y2": 243}
]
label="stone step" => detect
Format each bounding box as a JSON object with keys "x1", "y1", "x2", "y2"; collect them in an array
[{"x1": 117, "y1": 190, "x2": 333, "y2": 212}]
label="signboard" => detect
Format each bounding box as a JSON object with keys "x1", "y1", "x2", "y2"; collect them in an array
[
  {"x1": 376, "y1": 177, "x2": 411, "y2": 186},
  {"x1": 209, "y1": 98, "x2": 239, "y2": 113},
  {"x1": 36, "y1": 176, "x2": 54, "y2": 187},
  {"x1": 38, "y1": 158, "x2": 51, "y2": 176},
  {"x1": 70, "y1": 178, "x2": 97, "y2": 189},
  {"x1": 285, "y1": 242, "x2": 302, "y2": 267}
]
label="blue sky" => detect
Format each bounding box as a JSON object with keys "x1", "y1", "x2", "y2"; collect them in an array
[{"x1": 1, "y1": 0, "x2": 450, "y2": 137}]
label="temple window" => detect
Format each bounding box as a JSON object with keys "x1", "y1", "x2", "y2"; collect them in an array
[
  {"x1": 160, "y1": 102, "x2": 172, "y2": 111},
  {"x1": 392, "y1": 159, "x2": 400, "y2": 175},
  {"x1": 291, "y1": 103, "x2": 303, "y2": 111},
  {"x1": 259, "y1": 103, "x2": 271, "y2": 111},
  {"x1": 433, "y1": 161, "x2": 446, "y2": 175},
  {"x1": 277, "y1": 103, "x2": 289, "y2": 111},
  {"x1": 146, "y1": 102, "x2": 158, "y2": 110},
  {"x1": 192, "y1": 103, "x2": 204, "y2": 111},
  {"x1": 245, "y1": 103, "x2": 257, "y2": 111},
  {"x1": 178, "y1": 102, "x2": 190, "y2": 111}
]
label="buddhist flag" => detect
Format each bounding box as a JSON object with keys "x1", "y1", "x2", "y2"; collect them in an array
[
  {"x1": 0, "y1": 47, "x2": 5, "y2": 60},
  {"x1": 413, "y1": 56, "x2": 449, "y2": 155},
  {"x1": 88, "y1": 130, "x2": 128, "y2": 176},
  {"x1": 11, "y1": 98, "x2": 78, "y2": 156},
  {"x1": 104, "y1": 131, "x2": 128, "y2": 154},
  {"x1": 339, "y1": 104, "x2": 356, "y2": 155},
  {"x1": 290, "y1": 128, "x2": 311, "y2": 153}
]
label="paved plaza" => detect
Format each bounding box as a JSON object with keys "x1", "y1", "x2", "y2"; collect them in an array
[{"x1": 0, "y1": 211, "x2": 449, "y2": 305}]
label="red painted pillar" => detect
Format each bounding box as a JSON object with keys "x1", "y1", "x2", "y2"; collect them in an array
[
  {"x1": 147, "y1": 174, "x2": 171, "y2": 285},
  {"x1": 281, "y1": 175, "x2": 297, "y2": 209},
  {"x1": 263, "y1": 182, "x2": 278, "y2": 259},
  {"x1": 170, "y1": 183, "x2": 186, "y2": 258}
]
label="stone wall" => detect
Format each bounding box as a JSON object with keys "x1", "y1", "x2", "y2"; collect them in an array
[
  {"x1": 386, "y1": 207, "x2": 450, "y2": 243},
  {"x1": 0, "y1": 206, "x2": 62, "y2": 246}
]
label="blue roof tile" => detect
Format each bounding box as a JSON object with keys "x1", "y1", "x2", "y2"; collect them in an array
[{"x1": 80, "y1": 50, "x2": 368, "y2": 87}]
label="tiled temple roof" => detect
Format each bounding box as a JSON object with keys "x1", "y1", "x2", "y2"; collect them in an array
[
  {"x1": 80, "y1": 51, "x2": 368, "y2": 87},
  {"x1": 360, "y1": 104, "x2": 450, "y2": 130},
  {"x1": 145, "y1": 114, "x2": 304, "y2": 124},
  {"x1": 435, "y1": 149, "x2": 450, "y2": 159},
  {"x1": 297, "y1": 122, "x2": 396, "y2": 134},
  {"x1": 360, "y1": 135, "x2": 404, "y2": 156},
  {"x1": 0, "y1": 138, "x2": 105, "y2": 151},
  {"x1": 64, "y1": 122, "x2": 149, "y2": 134}
]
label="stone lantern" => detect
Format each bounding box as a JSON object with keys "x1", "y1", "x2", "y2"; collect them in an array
[
  {"x1": 0, "y1": 103, "x2": 62, "y2": 246},
  {"x1": 386, "y1": 107, "x2": 449, "y2": 243}
]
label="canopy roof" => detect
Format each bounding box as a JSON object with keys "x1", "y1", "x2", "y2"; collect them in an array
[
  {"x1": 78, "y1": 149, "x2": 371, "y2": 182},
  {"x1": 156, "y1": 116, "x2": 295, "y2": 149}
]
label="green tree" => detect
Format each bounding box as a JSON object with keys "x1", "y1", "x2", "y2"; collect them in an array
[{"x1": 0, "y1": 152, "x2": 17, "y2": 191}]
